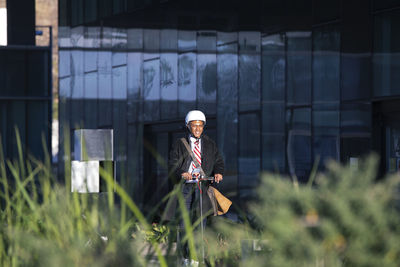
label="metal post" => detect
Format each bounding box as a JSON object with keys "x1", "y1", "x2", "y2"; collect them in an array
[{"x1": 199, "y1": 181, "x2": 205, "y2": 264}]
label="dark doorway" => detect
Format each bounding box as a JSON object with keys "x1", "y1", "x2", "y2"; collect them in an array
[
  {"x1": 142, "y1": 118, "x2": 216, "y2": 220},
  {"x1": 372, "y1": 99, "x2": 400, "y2": 177}
]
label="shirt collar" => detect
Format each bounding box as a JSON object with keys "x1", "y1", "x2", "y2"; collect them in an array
[{"x1": 189, "y1": 136, "x2": 201, "y2": 143}]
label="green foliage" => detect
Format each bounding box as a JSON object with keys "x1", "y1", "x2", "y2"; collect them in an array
[
  {"x1": 1, "y1": 129, "x2": 400, "y2": 266},
  {"x1": 205, "y1": 155, "x2": 400, "y2": 266}
]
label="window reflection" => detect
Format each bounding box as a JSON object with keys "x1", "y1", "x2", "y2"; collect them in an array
[
  {"x1": 287, "y1": 108, "x2": 312, "y2": 182},
  {"x1": 239, "y1": 113, "x2": 260, "y2": 198}
]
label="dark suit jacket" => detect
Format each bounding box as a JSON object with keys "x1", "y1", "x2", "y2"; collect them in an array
[
  {"x1": 168, "y1": 134, "x2": 224, "y2": 183},
  {"x1": 162, "y1": 134, "x2": 225, "y2": 222}
]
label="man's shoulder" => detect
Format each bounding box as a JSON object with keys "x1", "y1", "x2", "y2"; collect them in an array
[{"x1": 202, "y1": 135, "x2": 217, "y2": 146}]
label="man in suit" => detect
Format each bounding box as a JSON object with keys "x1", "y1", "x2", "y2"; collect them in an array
[{"x1": 168, "y1": 110, "x2": 224, "y2": 262}]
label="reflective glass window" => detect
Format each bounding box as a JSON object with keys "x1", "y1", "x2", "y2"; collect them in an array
[
  {"x1": 160, "y1": 29, "x2": 178, "y2": 120},
  {"x1": 7, "y1": 101, "x2": 26, "y2": 160},
  {"x1": 313, "y1": 103, "x2": 340, "y2": 166},
  {"x1": 313, "y1": 27, "x2": 340, "y2": 102},
  {"x1": 287, "y1": 108, "x2": 311, "y2": 182},
  {"x1": 127, "y1": 52, "x2": 142, "y2": 123},
  {"x1": 239, "y1": 32, "x2": 261, "y2": 112},
  {"x1": 101, "y1": 27, "x2": 113, "y2": 48},
  {"x1": 341, "y1": 102, "x2": 371, "y2": 137},
  {"x1": 84, "y1": 72, "x2": 98, "y2": 128},
  {"x1": 27, "y1": 101, "x2": 49, "y2": 160},
  {"x1": 287, "y1": 32, "x2": 311, "y2": 105},
  {"x1": 340, "y1": 102, "x2": 371, "y2": 163},
  {"x1": 84, "y1": 0, "x2": 97, "y2": 23},
  {"x1": 3, "y1": 51, "x2": 25, "y2": 96},
  {"x1": 27, "y1": 50, "x2": 49, "y2": 96},
  {"x1": 98, "y1": 51, "x2": 112, "y2": 126},
  {"x1": 178, "y1": 31, "x2": 196, "y2": 117},
  {"x1": 373, "y1": 11, "x2": 400, "y2": 97},
  {"x1": 143, "y1": 58, "x2": 160, "y2": 121},
  {"x1": 198, "y1": 31, "x2": 217, "y2": 114},
  {"x1": 238, "y1": 113, "x2": 260, "y2": 198},
  {"x1": 71, "y1": 0, "x2": 84, "y2": 26},
  {"x1": 217, "y1": 32, "x2": 238, "y2": 175},
  {"x1": 113, "y1": 0, "x2": 127, "y2": 15},
  {"x1": 127, "y1": 28, "x2": 143, "y2": 50},
  {"x1": 112, "y1": 28, "x2": 127, "y2": 66},
  {"x1": 59, "y1": 50, "x2": 71, "y2": 78},
  {"x1": 372, "y1": 0, "x2": 400, "y2": 11},
  {"x1": 71, "y1": 50, "x2": 84, "y2": 100},
  {"x1": 262, "y1": 34, "x2": 285, "y2": 101},
  {"x1": 127, "y1": 124, "x2": 141, "y2": 202},
  {"x1": 113, "y1": 66, "x2": 128, "y2": 175},
  {"x1": 342, "y1": 53, "x2": 371, "y2": 100},
  {"x1": 98, "y1": 0, "x2": 113, "y2": 18},
  {"x1": 312, "y1": 0, "x2": 340, "y2": 24}
]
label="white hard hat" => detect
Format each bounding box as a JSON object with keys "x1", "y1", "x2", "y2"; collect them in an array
[{"x1": 185, "y1": 110, "x2": 206, "y2": 125}]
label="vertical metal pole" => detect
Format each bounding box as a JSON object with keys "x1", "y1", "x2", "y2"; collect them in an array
[{"x1": 199, "y1": 181, "x2": 205, "y2": 263}]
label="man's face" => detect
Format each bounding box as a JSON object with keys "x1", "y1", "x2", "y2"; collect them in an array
[{"x1": 189, "y1": 120, "x2": 204, "y2": 138}]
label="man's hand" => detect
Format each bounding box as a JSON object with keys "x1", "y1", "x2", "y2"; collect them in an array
[
  {"x1": 181, "y1": 172, "x2": 192, "y2": 181},
  {"x1": 214, "y1": 173, "x2": 223, "y2": 183}
]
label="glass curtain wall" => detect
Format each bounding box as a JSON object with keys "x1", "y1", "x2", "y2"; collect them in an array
[
  {"x1": 59, "y1": 21, "x2": 394, "y2": 203},
  {"x1": 0, "y1": 47, "x2": 51, "y2": 162}
]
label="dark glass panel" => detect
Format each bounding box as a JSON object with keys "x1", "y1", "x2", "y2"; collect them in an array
[
  {"x1": 27, "y1": 101, "x2": 49, "y2": 160},
  {"x1": 71, "y1": 0, "x2": 84, "y2": 26},
  {"x1": 342, "y1": 54, "x2": 371, "y2": 100},
  {"x1": 113, "y1": 66, "x2": 128, "y2": 186},
  {"x1": 312, "y1": 0, "x2": 340, "y2": 24},
  {"x1": 373, "y1": 11, "x2": 400, "y2": 97},
  {"x1": 262, "y1": 103, "x2": 285, "y2": 134},
  {"x1": 287, "y1": 108, "x2": 311, "y2": 182},
  {"x1": 287, "y1": 32, "x2": 311, "y2": 105},
  {"x1": 197, "y1": 53, "x2": 216, "y2": 114},
  {"x1": 7, "y1": 101, "x2": 26, "y2": 161},
  {"x1": 262, "y1": 34, "x2": 285, "y2": 101},
  {"x1": 127, "y1": 52, "x2": 142, "y2": 123},
  {"x1": 341, "y1": 102, "x2": 371, "y2": 137},
  {"x1": 84, "y1": 0, "x2": 97, "y2": 23},
  {"x1": 262, "y1": 102, "x2": 285, "y2": 172},
  {"x1": 4, "y1": 51, "x2": 26, "y2": 96},
  {"x1": 313, "y1": 103, "x2": 340, "y2": 167},
  {"x1": 59, "y1": 0, "x2": 68, "y2": 26},
  {"x1": 372, "y1": 0, "x2": 400, "y2": 11},
  {"x1": 84, "y1": 72, "x2": 98, "y2": 128},
  {"x1": 98, "y1": 0, "x2": 113, "y2": 18},
  {"x1": 70, "y1": 50, "x2": 84, "y2": 128},
  {"x1": 98, "y1": 51, "x2": 112, "y2": 126},
  {"x1": 143, "y1": 59, "x2": 160, "y2": 121},
  {"x1": 313, "y1": 103, "x2": 340, "y2": 136},
  {"x1": 262, "y1": 134, "x2": 285, "y2": 173},
  {"x1": 160, "y1": 29, "x2": 178, "y2": 120},
  {"x1": 127, "y1": 124, "x2": 141, "y2": 201},
  {"x1": 238, "y1": 113, "x2": 260, "y2": 198},
  {"x1": 178, "y1": 31, "x2": 196, "y2": 117},
  {"x1": 112, "y1": 28, "x2": 127, "y2": 66},
  {"x1": 0, "y1": 102, "x2": 7, "y2": 159},
  {"x1": 113, "y1": 0, "x2": 127, "y2": 15},
  {"x1": 217, "y1": 32, "x2": 238, "y2": 175},
  {"x1": 28, "y1": 50, "x2": 49, "y2": 97},
  {"x1": 313, "y1": 27, "x2": 340, "y2": 102},
  {"x1": 239, "y1": 32, "x2": 261, "y2": 112}
]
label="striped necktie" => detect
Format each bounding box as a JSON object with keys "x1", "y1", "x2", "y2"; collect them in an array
[{"x1": 192, "y1": 139, "x2": 201, "y2": 169}]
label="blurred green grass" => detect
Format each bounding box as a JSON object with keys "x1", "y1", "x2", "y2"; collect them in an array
[{"x1": 1, "y1": 128, "x2": 400, "y2": 266}]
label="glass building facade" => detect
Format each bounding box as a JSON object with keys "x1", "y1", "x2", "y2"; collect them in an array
[
  {"x1": 58, "y1": 0, "x2": 400, "y2": 208},
  {"x1": 0, "y1": 0, "x2": 52, "y2": 164}
]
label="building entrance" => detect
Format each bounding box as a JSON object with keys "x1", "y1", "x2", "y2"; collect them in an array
[
  {"x1": 373, "y1": 99, "x2": 400, "y2": 176},
  {"x1": 142, "y1": 119, "x2": 216, "y2": 219}
]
